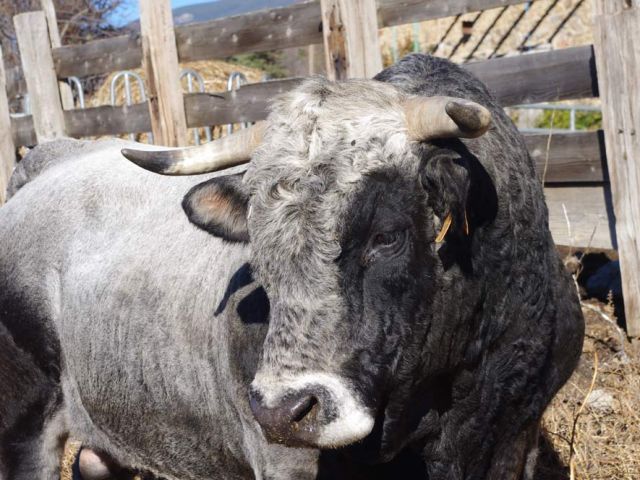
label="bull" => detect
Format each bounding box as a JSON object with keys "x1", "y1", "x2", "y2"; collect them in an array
[{"x1": 0, "y1": 54, "x2": 584, "y2": 480}]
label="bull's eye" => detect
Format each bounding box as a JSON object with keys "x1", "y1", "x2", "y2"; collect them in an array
[
  {"x1": 373, "y1": 231, "x2": 399, "y2": 247},
  {"x1": 362, "y1": 229, "x2": 407, "y2": 265}
]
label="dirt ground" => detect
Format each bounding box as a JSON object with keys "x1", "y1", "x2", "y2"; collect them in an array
[{"x1": 537, "y1": 299, "x2": 640, "y2": 480}]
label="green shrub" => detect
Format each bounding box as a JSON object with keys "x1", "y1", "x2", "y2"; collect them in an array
[
  {"x1": 535, "y1": 109, "x2": 602, "y2": 131},
  {"x1": 227, "y1": 52, "x2": 287, "y2": 79}
]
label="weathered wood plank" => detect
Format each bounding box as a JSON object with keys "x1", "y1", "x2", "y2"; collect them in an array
[
  {"x1": 525, "y1": 130, "x2": 607, "y2": 183},
  {"x1": 40, "y1": 0, "x2": 74, "y2": 110},
  {"x1": 11, "y1": 115, "x2": 37, "y2": 147},
  {"x1": 52, "y1": 34, "x2": 142, "y2": 80},
  {"x1": 50, "y1": 2, "x2": 321, "y2": 80},
  {"x1": 5, "y1": 66, "x2": 26, "y2": 99},
  {"x1": 320, "y1": 0, "x2": 382, "y2": 79},
  {"x1": 9, "y1": 43, "x2": 602, "y2": 146},
  {"x1": 544, "y1": 185, "x2": 615, "y2": 250},
  {"x1": 593, "y1": 0, "x2": 640, "y2": 336},
  {"x1": 377, "y1": 0, "x2": 534, "y2": 27},
  {"x1": 465, "y1": 45, "x2": 598, "y2": 106},
  {"x1": 140, "y1": 0, "x2": 187, "y2": 146},
  {"x1": 176, "y1": 1, "x2": 323, "y2": 63},
  {"x1": 14, "y1": 11, "x2": 66, "y2": 142},
  {"x1": 45, "y1": 0, "x2": 582, "y2": 84},
  {"x1": 185, "y1": 78, "x2": 303, "y2": 127},
  {"x1": 0, "y1": 46, "x2": 16, "y2": 205},
  {"x1": 11, "y1": 105, "x2": 608, "y2": 189},
  {"x1": 65, "y1": 104, "x2": 151, "y2": 137}
]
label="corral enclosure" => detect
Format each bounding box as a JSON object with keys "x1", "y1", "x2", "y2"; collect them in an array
[{"x1": 0, "y1": 0, "x2": 638, "y2": 340}]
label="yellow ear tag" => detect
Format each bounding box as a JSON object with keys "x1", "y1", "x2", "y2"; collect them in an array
[
  {"x1": 435, "y1": 213, "x2": 453, "y2": 243},
  {"x1": 464, "y1": 210, "x2": 470, "y2": 236}
]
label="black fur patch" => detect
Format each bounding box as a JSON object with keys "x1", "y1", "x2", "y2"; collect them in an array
[{"x1": 182, "y1": 173, "x2": 250, "y2": 242}]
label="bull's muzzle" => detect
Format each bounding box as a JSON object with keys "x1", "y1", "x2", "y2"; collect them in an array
[
  {"x1": 249, "y1": 387, "x2": 324, "y2": 448},
  {"x1": 249, "y1": 373, "x2": 375, "y2": 449}
]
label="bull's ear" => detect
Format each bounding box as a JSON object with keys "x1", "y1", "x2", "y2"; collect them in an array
[
  {"x1": 182, "y1": 173, "x2": 250, "y2": 242},
  {"x1": 419, "y1": 142, "x2": 498, "y2": 246},
  {"x1": 420, "y1": 152, "x2": 471, "y2": 242}
]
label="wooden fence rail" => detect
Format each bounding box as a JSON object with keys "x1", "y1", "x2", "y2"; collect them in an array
[
  {"x1": 8, "y1": 45, "x2": 598, "y2": 145},
  {"x1": 6, "y1": 0, "x2": 538, "y2": 97}
]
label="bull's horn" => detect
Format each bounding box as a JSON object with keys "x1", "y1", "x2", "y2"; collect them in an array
[
  {"x1": 404, "y1": 96, "x2": 491, "y2": 141},
  {"x1": 121, "y1": 121, "x2": 266, "y2": 175}
]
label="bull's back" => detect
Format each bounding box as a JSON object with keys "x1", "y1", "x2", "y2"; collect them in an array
[{"x1": 0, "y1": 140, "x2": 260, "y2": 477}]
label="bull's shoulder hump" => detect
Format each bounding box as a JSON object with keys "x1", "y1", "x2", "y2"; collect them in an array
[{"x1": 6, "y1": 138, "x2": 128, "y2": 200}]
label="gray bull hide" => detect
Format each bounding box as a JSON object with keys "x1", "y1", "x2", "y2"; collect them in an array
[{"x1": 0, "y1": 54, "x2": 584, "y2": 480}]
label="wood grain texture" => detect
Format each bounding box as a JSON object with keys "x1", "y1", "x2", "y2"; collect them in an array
[
  {"x1": 42, "y1": 0, "x2": 545, "y2": 81},
  {"x1": 465, "y1": 45, "x2": 598, "y2": 106},
  {"x1": 5, "y1": 66, "x2": 26, "y2": 99},
  {"x1": 14, "y1": 12, "x2": 66, "y2": 142},
  {"x1": 140, "y1": 0, "x2": 188, "y2": 146},
  {"x1": 52, "y1": 34, "x2": 142, "y2": 79},
  {"x1": 320, "y1": 0, "x2": 382, "y2": 79},
  {"x1": 185, "y1": 78, "x2": 304, "y2": 126},
  {"x1": 525, "y1": 130, "x2": 607, "y2": 183},
  {"x1": 377, "y1": 0, "x2": 534, "y2": 27},
  {"x1": 176, "y1": 1, "x2": 323, "y2": 63},
  {"x1": 49, "y1": 2, "x2": 320, "y2": 80},
  {"x1": 544, "y1": 185, "x2": 615, "y2": 250},
  {"x1": 40, "y1": 0, "x2": 74, "y2": 110},
  {"x1": 593, "y1": 0, "x2": 640, "y2": 336},
  {"x1": 0, "y1": 46, "x2": 16, "y2": 205},
  {"x1": 10, "y1": 44, "x2": 600, "y2": 145}
]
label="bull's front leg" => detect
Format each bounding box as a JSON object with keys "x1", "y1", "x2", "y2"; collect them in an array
[{"x1": 485, "y1": 422, "x2": 540, "y2": 480}]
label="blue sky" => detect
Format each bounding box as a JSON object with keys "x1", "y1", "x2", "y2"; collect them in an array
[{"x1": 110, "y1": 0, "x2": 216, "y2": 26}]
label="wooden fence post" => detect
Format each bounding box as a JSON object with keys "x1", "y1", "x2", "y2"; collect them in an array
[
  {"x1": 0, "y1": 46, "x2": 16, "y2": 205},
  {"x1": 14, "y1": 11, "x2": 66, "y2": 142},
  {"x1": 592, "y1": 0, "x2": 640, "y2": 337},
  {"x1": 320, "y1": 0, "x2": 383, "y2": 80},
  {"x1": 140, "y1": 0, "x2": 188, "y2": 147},
  {"x1": 40, "y1": 0, "x2": 75, "y2": 110}
]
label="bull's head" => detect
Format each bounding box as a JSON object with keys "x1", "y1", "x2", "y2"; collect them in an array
[{"x1": 122, "y1": 79, "x2": 492, "y2": 454}]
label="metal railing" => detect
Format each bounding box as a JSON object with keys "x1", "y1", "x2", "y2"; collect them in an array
[
  {"x1": 180, "y1": 69, "x2": 212, "y2": 145},
  {"x1": 67, "y1": 76, "x2": 85, "y2": 109},
  {"x1": 511, "y1": 103, "x2": 601, "y2": 134},
  {"x1": 110, "y1": 71, "x2": 153, "y2": 143},
  {"x1": 227, "y1": 72, "x2": 249, "y2": 134}
]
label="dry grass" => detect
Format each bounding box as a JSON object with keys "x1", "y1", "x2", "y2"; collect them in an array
[{"x1": 538, "y1": 300, "x2": 640, "y2": 480}]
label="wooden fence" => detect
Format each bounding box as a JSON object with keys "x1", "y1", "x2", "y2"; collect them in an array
[{"x1": 0, "y1": 0, "x2": 638, "y2": 336}]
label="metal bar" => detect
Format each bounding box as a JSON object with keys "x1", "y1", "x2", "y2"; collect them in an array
[
  {"x1": 180, "y1": 68, "x2": 212, "y2": 144},
  {"x1": 110, "y1": 71, "x2": 151, "y2": 142},
  {"x1": 412, "y1": 23, "x2": 420, "y2": 52},
  {"x1": 513, "y1": 103, "x2": 601, "y2": 112},
  {"x1": 392, "y1": 26, "x2": 398, "y2": 62},
  {"x1": 226, "y1": 72, "x2": 248, "y2": 135},
  {"x1": 67, "y1": 76, "x2": 85, "y2": 109}
]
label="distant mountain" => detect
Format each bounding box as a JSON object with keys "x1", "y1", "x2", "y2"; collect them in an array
[
  {"x1": 128, "y1": 0, "x2": 303, "y2": 29},
  {"x1": 173, "y1": 0, "x2": 302, "y2": 25}
]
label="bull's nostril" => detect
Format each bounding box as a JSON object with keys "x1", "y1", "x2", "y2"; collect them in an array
[{"x1": 290, "y1": 395, "x2": 318, "y2": 423}]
